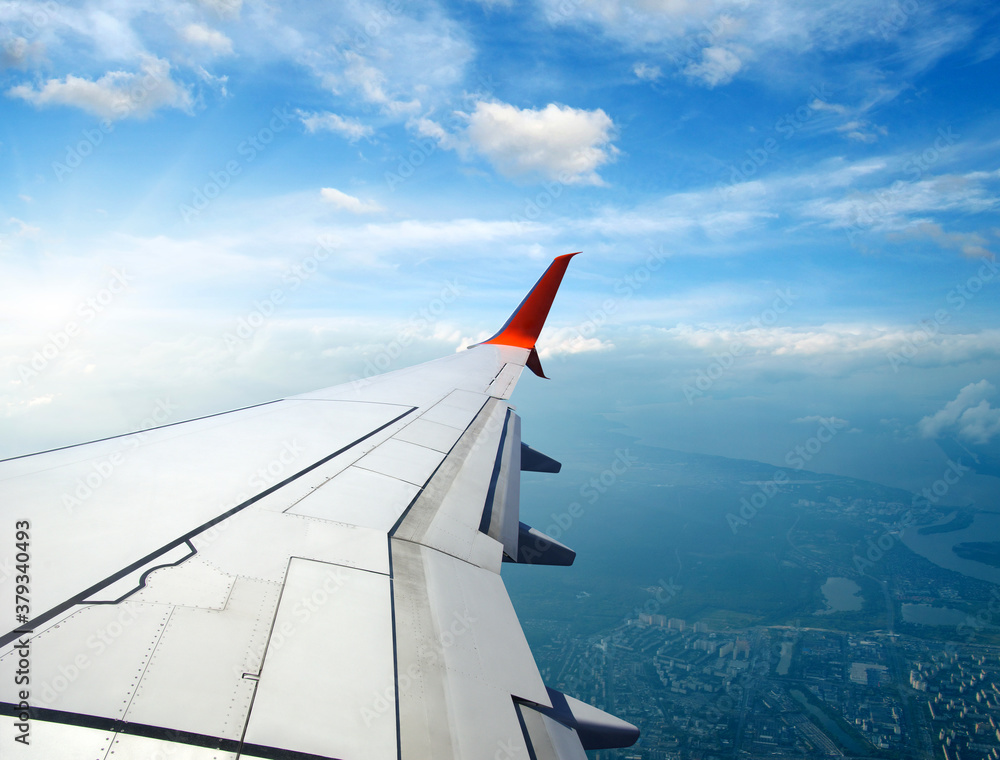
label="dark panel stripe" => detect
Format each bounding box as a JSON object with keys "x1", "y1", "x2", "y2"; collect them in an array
[
  {"x1": 387, "y1": 397, "x2": 490, "y2": 537},
  {"x1": 86, "y1": 540, "x2": 197, "y2": 605},
  {"x1": 0, "y1": 407, "x2": 416, "y2": 649},
  {"x1": 0, "y1": 703, "x2": 345, "y2": 759}
]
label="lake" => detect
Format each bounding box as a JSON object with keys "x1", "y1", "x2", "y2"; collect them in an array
[{"x1": 816, "y1": 576, "x2": 863, "y2": 614}]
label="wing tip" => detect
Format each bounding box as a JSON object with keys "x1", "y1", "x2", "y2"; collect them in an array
[{"x1": 480, "y1": 252, "x2": 580, "y2": 352}]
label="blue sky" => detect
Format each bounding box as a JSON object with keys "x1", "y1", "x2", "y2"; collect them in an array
[{"x1": 2, "y1": 0, "x2": 999, "y2": 506}]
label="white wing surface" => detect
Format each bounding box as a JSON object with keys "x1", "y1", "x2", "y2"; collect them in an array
[{"x1": 0, "y1": 254, "x2": 639, "y2": 759}]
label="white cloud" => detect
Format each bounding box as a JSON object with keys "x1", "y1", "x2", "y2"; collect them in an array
[
  {"x1": 793, "y1": 415, "x2": 849, "y2": 427},
  {"x1": 537, "y1": 327, "x2": 614, "y2": 358},
  {"x1": 659, "y1": 323, "x2": 1000, "y2": 374},
  {"x1": 464, "y1": 100, "x2": 618, "y2": 185},
  {"x1": 684, "y1": 46, "x2": 742, "y2": 87},
  {"x1": 800, "y1": 170, "x2": 1000, "y2": 233},
  {"x1": 836, "y1": 119, "x2": 888, "y2": 143},
  {"x1": 919, "y1": 380, "x2": 1000, "y2": 443},
  {"x1": 337, "y1": 49, "x2": 423, "y2": 116},
  {"x1": 197, "y1": 0, "x2": 243, "y2": 20},
  {"x1": 2, "y1": 394, "x2": 53, "y2": 419},
  {"x1": 343, "y1": 51, "x2": 390, "y2": 104},
  {"x1": 810, "y1": 99, "x2": 848, "y2": 115},
  {"x1": 320, "y1": 188, "x2": 384, "y2": 214},
  {"x1": 7, "y1": 56, "x2": 192, "y2": 120},
  {"x1": 409, "y1": 116, "x2": 458, "y2": 150},
  {"x1": 538, "y1": 0, "x2": 979, "y2": 118},
  {"x1": 7, "y1": 217, "x2": 40, "y2": 237},
  {"x1": 453, "y1": 326, "x2": 609, "y2": 359},
  {"x1": 298, "y1": 111, "x2": 373, "y2": 142},
  {"x1": 180, "y1": 23, "x2": 234, "y2": 56},
  {"x1": 195, "y1": 66, "x2": 229, "y2": 96},
  {"x1": 890, "y1": 223, "x2": 994, "y2": 259},
  {"x1": 633, "y1": 62, "x2": 662, "y2": 81}
]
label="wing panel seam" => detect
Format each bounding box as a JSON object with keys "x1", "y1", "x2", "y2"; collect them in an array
[{"x1": 0, "y1": 407, "x2": 417, "y2": 649}]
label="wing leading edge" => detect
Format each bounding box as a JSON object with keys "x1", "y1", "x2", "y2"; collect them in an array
[{"x1": 0, "y1": 254, "x2": 639, "y2": 759}]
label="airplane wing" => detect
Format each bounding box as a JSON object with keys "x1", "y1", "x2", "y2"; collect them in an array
[{"x1": 0, "y1": 253, "x2": 639, "y2": 759}]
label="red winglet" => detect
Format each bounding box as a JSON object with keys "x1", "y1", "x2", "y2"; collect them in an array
[{"x1": 481, "y1": 252, "x2": 579, "y2": 350}]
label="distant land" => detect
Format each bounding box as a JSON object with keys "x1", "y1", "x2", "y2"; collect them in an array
[
  {"x1": 918, "y1": 511, "x2": 975, "y2": 535},
  {"x1": 506, "y1": 435, "x2": 1000, "y2": 760},
  {"x1": 953, "y1": 541, "x2": 1000, "y2": 568}
]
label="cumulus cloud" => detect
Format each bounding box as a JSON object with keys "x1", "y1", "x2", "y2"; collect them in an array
[
  {"x1": 464, "y1": 100, "x2": 618, "y2": 185},
  {"x1": 919, "y1": 380, "x2": 1000, "y2": 443},
  {"x1": 180, "y1": 23, "x2": 234, "y2": 55},
  {"x1": 7, "y1": 56, "x2": 193, "y2": 120},
  {"x1": 298, "y1": 111, "x2": 373, "y2": 142},
  {"x1": 320, "y1": 188, "x2": 384, "y2": 214}
]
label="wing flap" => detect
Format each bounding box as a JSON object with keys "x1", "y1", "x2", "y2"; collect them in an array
[
  {"x1": 392, "y1": 539, "x2": 550, "y2": 759},
  {"x1": 243, "y1": 558, "x2": 397, "y2": 760},
  {"x1": 392, "y1": 398, "x2": 513, "y2": 571},
  {"x1": 517, "y1": 703, "x2": 589, "y2": 760}
]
